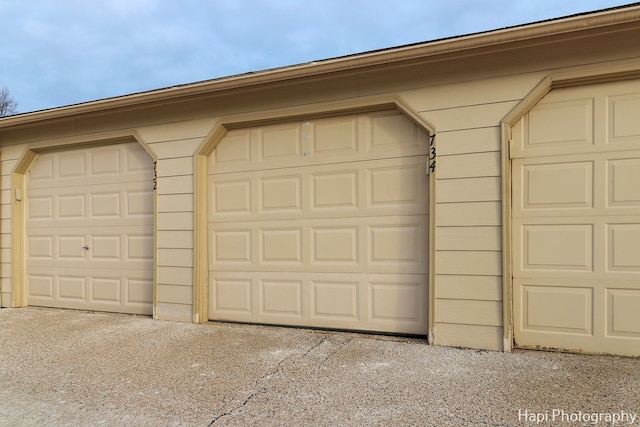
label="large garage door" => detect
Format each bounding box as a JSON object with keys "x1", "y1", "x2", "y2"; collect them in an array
[
  {"x1": 26, "y1": 142, "x2": 155, "y2": 315},
  {"x1": 208, "y1": 110, "x2": 430, "y2": 334},
  {"x1": 512, "y1": 79, "x2": 640, "y2": 356}
]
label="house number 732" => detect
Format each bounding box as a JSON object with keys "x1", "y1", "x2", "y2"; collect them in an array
[{"x1": 153, "y1": 161, "x2": 158, "y2": 190}]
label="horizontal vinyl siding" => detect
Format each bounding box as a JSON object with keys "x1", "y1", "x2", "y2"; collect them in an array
[
  {"x1": 435, "y1": 323, "x2": 503, "y2": 351},
  {"x1": 146, "y1": 127, "x2": 211, "y2": 323},
  {"x1": 0, "y1": 148, "x2": 20, "y2": 306},
  {"x1": 417, "y1": 84, "x2": 508, "y2": 349},
  {"x1": 436, "y1": 226, "x2": 501, "y2": 251}
]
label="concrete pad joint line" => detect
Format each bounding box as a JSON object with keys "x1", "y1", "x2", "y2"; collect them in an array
[{"x1": 208, "y1": 334, "x2": 335, "y2": 426}]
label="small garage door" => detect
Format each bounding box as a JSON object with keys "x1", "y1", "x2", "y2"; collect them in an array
[
  {"x1": 512, "y1": 79, "x2": 640, "y2": 356},
  {"x1": 208, "y1": 110, "x2": 430, "y2": 334},
  {"x1": 26, "y1": 142, "x2": 155, "y2": 315}
]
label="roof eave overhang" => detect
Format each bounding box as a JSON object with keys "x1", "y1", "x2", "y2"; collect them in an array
[{"x1": 1, "y1": 5, "x2": 639, "y2": 129}]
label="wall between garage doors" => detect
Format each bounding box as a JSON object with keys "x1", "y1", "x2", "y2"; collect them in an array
[{"x1": 2, "y1": 18, "x2": 640, "y2": 351}]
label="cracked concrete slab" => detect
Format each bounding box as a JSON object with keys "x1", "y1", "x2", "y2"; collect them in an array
[{"x1": 0, "y1": 307, "x2": 638, "y2": 426}]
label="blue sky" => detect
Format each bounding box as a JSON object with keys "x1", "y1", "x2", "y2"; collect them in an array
[{"x1": 0, "y1": 0, "x2": 634, "y2": 114}]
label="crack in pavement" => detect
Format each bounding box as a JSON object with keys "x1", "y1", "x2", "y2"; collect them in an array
[{"x1": 207, "y1": 334, "x2": 336, "y2": 426}]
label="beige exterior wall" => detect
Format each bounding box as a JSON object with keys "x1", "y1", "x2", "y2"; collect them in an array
[
  {"x1": 399, "y1": 73, "x2": 542, "y2": 350},
  {"x1": 137, "y1": 118, "x2": 217, "y2": 321},
  {"x1": 1, "y1": 8, "x2": 639, "y2": 351}
]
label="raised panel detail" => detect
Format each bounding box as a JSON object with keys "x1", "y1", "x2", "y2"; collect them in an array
[
  {"x1": 522, "y1": 162, "x2": 593, "y2": 209},
  {"x1": 59, "y1": 236, "x2": 86, "y2": 260},
  {"x1": 214, "y1": 131, "x2": 251, "y2": 163},
  {"x1": 528, "y1": 99, "x2": 593, "y2": 146},
  {"x1": 127, "y1": 235, "x2": 153, "y2": 260},
  {"x1": 522, "y1": 285, "x2": 592, "y2": 334},
  {"x1": 261, "y1": 229, "x2": 301, "y2": 263},
  {"x1": 214, "y1": 180, "x2": 250, "y2": 214},
  {"x1": 29, "y1": 275, "x2": 53, "y2": 297},
  {"x1": 91, "y1": 277, "x2": 120, "y2": 302},
  {"x1": 608, "y1": 158, "x2": 640, "y2": 206},
  {"x1": 260, "y1": 176, "x2": 301, "y2": 211},
  {"x1": 610, "y1": 94, "x2": 640, "y2": 141},
  {"x1": 28, "y1": 236, "x2": 53, "y2": 259},
  {"x1": 261, "y1": 126, "x2": 300, "y2": 160},
  {"x1": 607, "y1": 289, "x2": 640, "y2": 336},
  {"x1": 215, "y1": 280, "x2": 251, "y2": 312},
  {"x1": 28, "y1": 197, "x2": 53, "y2": 219},
  {"x1": 370, "y1": 225, "x2": 419, "y2": 262},
  {"x1": 58, "y1": 152, "x2": 86, "y2": 178},
  {"x1": 215, "y1": 231, "x2": 251, "y2": 262},
  {"x1": 262, "y1": 281, "x2": 302, "y2": 315},
  {"x1": 91, "y1": 193, "x2": 120, "y2": 217},
  {"x1": 126, "y1": 145, "x2": 152, "y2": 172},
  {"x1": 370, "y1": 166, "x2": 419, "y2": 205},
  {"x1": 58, "y1": 195, "x2": 86, "y2": 218},
  {"x1": 312, "y1": 172, "x2": 357, "y2": 208},
  {"x1": 608, "y1": 224, "x2": 640, "y2": 271},
  {"x1": 92, "y1": 148, "x2": 120, "y2": 175},
  {"x1": 314, "y1": 118, "x2": 356, "y2": 153},
  {"x1": 91, "y1": 236, "x2": 121, "y2": 260},
  {"x1": 127, "y1": 279, "x2": 153, "y2": 304},
  {"x1": 370, "y1": 282, "x2": 419, "y2": 320},
  {"x1": 313, "y1": 227, "x2": 357, "y2": 263},
  {"x1": 59, "y1": 276, "x2": 85, "y2": 300},
  {"x1": 127, "y1": 191, "x2": 154, "y2": 216},
  {"x1": 29, "y1": 156, "x2": 53, "y2": 181},
  {"x1": 313, "y1": 282, "x2": 358, "y2": 318},
  {"x1": 371, "y1": 113, "x2": 415, "y2": 148},
  {"x1": 522, "y1": 225, "x2": 593, "y2": 271}
]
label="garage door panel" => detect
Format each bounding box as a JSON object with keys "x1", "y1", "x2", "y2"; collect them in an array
[
  {"x1": 607, "y1": 289, "x2": 640, "y2": 337},
  {"x1": 210, "y1": 112, "x2": 428, "y2": 174},
  {"x1": 260, "y1": 174, "x2": 302, "y2": 212},
  {"x1": 28, "y1": 183, "x2": 153, "y2": 227},
  {"x1": 210, "y1": 156, "x2": 428, "y2": 222},
  {"x1": 261, "y1": 280, "x2": 303, "y2": 316},
  {"x1": 520, "y1": 284, "x2": 593, "y2": 334},
  {"x1": 313, "y1": 281, "x2": 359, "y2": 319},
  {"x1": 209, "y1": 272, "x2": 428, "y2": 334},
  {"x1": 520, "y1": 224, "x2": 593, "y2": 271},
  {"x1": 518, "y1": 161, "x2": 594, "y2": 210},
  {"x1": 29, "y1": 148, "x2": 152, "y2": 189},
  {"x1": 209, "y1": 111, "x2": 429, "y2": 334},
  {"x1": 26, "y1": 142, "x2": 154, "y2": 315},
  {"x1": 313, "y1": 116, "x2": 357, "y2": 154},
  {"x1": 608, "y1": 157, "x2": 640, "y2": 207},
  {"x1": 58, "y1": 275, "x2": 86, "y2": 301},
  {"x1": 313, "y1": 226, "x2": 358, "y2": 264},
  {"x1": 607, "y1": 224, "x2": 640, "y2": 272},
  {"x1": 312, "y1": 171, "x2": 357, "y2": 209},
  {"x1": 609, "y1": 92, "x2": 640, "y2": 143},
  {"x1": 527, "y1": 98, "x2": 594, "y2": 147},
  {"x1": 512, "y1": 79, "x2": 640, "y2": 355},
  {"x1": 210, "y1": 216, "x2": 427, "y2": 274},
  {"x1": 260, "y1": 228, "x2": 302, "y2": 264},
  {"x1": 370, "y1": 281, "x2": 421, "y2": 321}
]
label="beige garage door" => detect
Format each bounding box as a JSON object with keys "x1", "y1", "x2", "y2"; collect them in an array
[
  {"x1": 208, "y1": 110, "x2": 430, "y2": 334},
  {"x1": 512, "y1": 79, "x2": 640, "y2": 356},
  {"x1": 26, "y1": 142, "x2": 155, "y2": 315}
]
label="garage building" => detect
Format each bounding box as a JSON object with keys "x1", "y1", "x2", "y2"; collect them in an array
[{"x1": 1, "y1": 4, "x2": 639, "y2": 356}]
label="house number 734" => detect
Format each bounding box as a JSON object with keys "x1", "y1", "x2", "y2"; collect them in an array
[{"x1": 427, "y1": 134, "x2": 436, "y2": 175}]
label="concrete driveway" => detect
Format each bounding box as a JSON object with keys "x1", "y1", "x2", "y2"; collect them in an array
[{"x1": 0, "y1": 308, "x2": 638, "y2": 426}]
